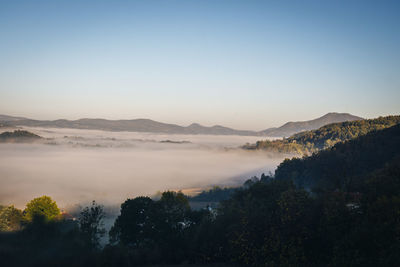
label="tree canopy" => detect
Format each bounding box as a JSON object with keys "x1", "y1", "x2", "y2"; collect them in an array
[
  {"x1": 24, "y1": 195, "x2": 60, "y2": 221},
  {"x1": 0, "y1": 205, "x2": 23, "y2": 231}
]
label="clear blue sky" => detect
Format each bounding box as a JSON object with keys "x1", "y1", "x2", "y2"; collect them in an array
[{"x1": 0, "y1": 0, "x2": 399, "y2": 130}]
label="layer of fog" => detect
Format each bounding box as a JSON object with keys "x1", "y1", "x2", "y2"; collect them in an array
[{"x1": 0, "y1": 127, "x2": 285, "y2": 209}]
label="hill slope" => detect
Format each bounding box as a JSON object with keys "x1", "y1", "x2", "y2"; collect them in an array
[
  {"x1": 260, "y1": 112, "x2": 363, "y2": 137},
  {"x1": 247, "y1": 115, "x2": 400, "y2": 154},
  {"x1": 274, "y1": 123, "x2": 400, "y2": 190},
  {"x1": 0, "y1": 114, "x2": 28, "y2": 121}
]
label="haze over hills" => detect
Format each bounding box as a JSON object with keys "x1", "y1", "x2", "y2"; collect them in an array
[
  {"x1": 0, "y1": 112, "x2": 362, "y2": 136},
  {"x1": 0, "y1": 114, "x2": 28, "y2": 122}
]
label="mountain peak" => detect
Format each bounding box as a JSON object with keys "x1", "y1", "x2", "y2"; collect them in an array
[
  {"x1": 187, "y1": 123, "x2": 205, "y2": 129},
  {"x1": 322, "y1": 112, "x2": 352, "y2": 117}
]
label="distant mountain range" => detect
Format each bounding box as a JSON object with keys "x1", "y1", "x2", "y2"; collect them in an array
[{"x1": 0, "y1": 112, "x2": 363, "y2": 136}]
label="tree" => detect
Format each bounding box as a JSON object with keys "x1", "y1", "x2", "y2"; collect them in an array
[
  {"x1": 110, "y1": 192, "x2": 191, "y2": 247},
  {"x1": 79, "y1": 200, "x2": 105, "y2": 249},
  {"x1": 158, "y1": 191, "x2": 190, "y2": 227},
  {"x1": 109, "y1": 192, "x2": 196, "y2": 264},
  {"x1": 0, "y1": 205, "x2": 23, "y2": 231},
  {"x1": 109, "y1": 196, "x2": 156, "y2": 247},
  {"x1": 24, "y1": 195, "x2": 60, "y2": 221}
]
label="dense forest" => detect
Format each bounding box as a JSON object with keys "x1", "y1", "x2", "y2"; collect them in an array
[
  {"x1": 244, "y1": 115, "x2": 400, "y2": 155},
  {"x1": 189, "y1": 186, "x2": 236, "y2": 202},
  {"x1": 1, "y1": 122, "x2": 400, "y2": 266},
  {"x1": 274, "y1": 123, "x2": 400, "y2": 191}
]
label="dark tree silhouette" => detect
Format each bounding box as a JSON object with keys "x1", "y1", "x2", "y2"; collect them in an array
[{"x1": 79, "y1": 200, "x2": 105, "y2": 249}]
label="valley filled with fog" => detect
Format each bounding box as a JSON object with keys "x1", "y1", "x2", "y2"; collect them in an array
[{"x1": 0, "y1": 127, "x2": 285, "y2": 208}]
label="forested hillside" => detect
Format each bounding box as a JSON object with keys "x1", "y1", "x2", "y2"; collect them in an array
[
  {"x1": 274, "y1": 123, "x2": 400, "y2": 191},
  {"x1": 245, "y1": 115, "x2": 400, "y2": 155},
  {"x1": 0, "y1": 130, "x2": 42, "y2": 142}
]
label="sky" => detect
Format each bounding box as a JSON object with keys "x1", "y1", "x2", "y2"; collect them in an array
[{"x1": 0, "y1": 0, "x2": 399, "y2": 130}]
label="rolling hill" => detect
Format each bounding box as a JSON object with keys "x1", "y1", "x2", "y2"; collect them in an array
[
  {"x1": 260, "y1": 112, "x2": 363, "y2": 137},
  {"x1": 0, "y1": 130, "x2": 42, "y2": 143}
]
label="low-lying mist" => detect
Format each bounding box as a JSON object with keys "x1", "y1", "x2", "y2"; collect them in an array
[{"x1": 0, "y1": 127, "x2": 285, "y2": 209}]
